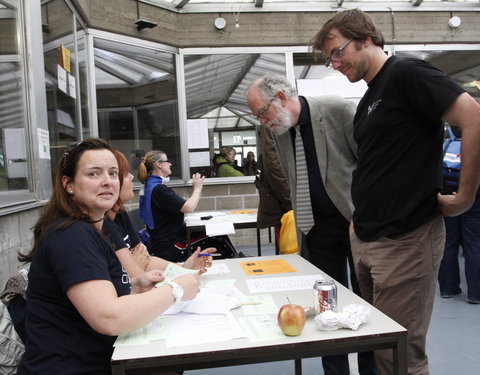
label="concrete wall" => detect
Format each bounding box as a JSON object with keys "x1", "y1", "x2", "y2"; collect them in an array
[
  {"x1": 0, "y1": 208, "x2": 40, "y2": 290},
  {"x1": 64, "y1": 0, "x2": 480, "y2": 46},
  {"x1": 125, "y1": 181, "x2": 265, "y2": 249}
]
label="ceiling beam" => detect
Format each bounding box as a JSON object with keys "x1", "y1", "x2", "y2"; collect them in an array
[
  {"x1": 254, "y1": 0, "x2": 264, "y2": 8},
  {"x1": 173, "y1": 0, "x2": 191, "y2": 9}
]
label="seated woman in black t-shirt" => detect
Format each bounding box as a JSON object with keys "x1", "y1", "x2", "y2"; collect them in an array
[
  {"x1": 17, "y1": 139, "x2": 201, "y2": 375},
  {"x1": 104, "y1": 150, "x2": 216, "y2": 279}
]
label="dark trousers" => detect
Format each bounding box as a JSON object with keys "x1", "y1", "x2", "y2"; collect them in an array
[
  {"x1": 306, "y1": 224, "x2": 377, "y2": 375},
  {"x1": 438, "y1": 191, "x2": 480, "y2": 302}
]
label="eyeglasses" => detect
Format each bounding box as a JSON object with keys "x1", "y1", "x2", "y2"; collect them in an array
[
  {"x1": 158, "y1": 159, "x2": 172, "y2": 164},
  {"x1": 324, "y1": 39, "x2": 353, "y2": 68},
  {"x1": 254, "y1": 96, "x2": 276, "y2": 120}
]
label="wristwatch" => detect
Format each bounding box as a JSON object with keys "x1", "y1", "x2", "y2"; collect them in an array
[{"x1": 167, "y1": 281, "x2": 184, "y2": 304}]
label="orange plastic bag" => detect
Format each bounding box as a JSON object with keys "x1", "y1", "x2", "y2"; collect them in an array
[{"x1": 278, "y1": 210, "x2": 298, "y2": 254}]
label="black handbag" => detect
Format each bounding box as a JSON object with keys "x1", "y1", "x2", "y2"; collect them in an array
[{"x1": 189, "y1": 235, "x2": 238, "y2": 259}]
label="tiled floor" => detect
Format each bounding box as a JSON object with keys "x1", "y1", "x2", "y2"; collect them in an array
[{"x1": 185, "y1": 245, "x2": 479, "y2": 375}]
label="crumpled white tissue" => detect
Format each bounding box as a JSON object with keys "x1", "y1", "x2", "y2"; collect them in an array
[{"x1": 314, "y1": 304, "x2": 370, "y2": 331}]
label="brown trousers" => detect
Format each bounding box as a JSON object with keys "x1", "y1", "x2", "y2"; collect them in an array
[{"x1": 350, "y1": 215, "x2": 445, "y2": 375}]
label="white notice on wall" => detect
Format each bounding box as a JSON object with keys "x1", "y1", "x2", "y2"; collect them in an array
[
  {"x1": 187, "y1": 119, "x2": 209, "y2": 149},
  {"x1": 37, "y1": 128, "x2": 51, "y2": 160},
  {"x1": 57, "y1": 65, "x2": 67, "y2": 94},
  {"x1": 68, "y1": 73, "x2": 76, "y2": 99},
  {"x1": 189, "y1": 151, "x2": 210, "y2": 167}
]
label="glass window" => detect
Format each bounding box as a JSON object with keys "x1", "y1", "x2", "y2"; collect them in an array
[
  {"x1": 93, "y1": 38, "x2": 179, "y2": 180},
  {"x1": 0, "y1": 0, "x2": 30, "y2": 204},
  {"x1": 42, "y1": 0, "x2": 88, "y2": 179},
  {"x1": 293, "y1": 48, "x2": 480, "y2": 104},
  {"x1": 183, "y1": 52, "x2": 286, "y2": 177},
  {"x1": 44, "y1": 41, "x2": 81, "y2": 176},
  {"x1": 293, "y1": 52, "x2": 367, "y2": 103},
  {"x1": 394, "y1": 49, "x2": 480, "y2": 101}
]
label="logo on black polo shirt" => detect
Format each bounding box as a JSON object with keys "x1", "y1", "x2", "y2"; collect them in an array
[
  {"x1": 121, "y1": 266, "x2": 130, "y2": 285},
  {"x1": 368, "y1": 99, "x2": 382, "y2": 115}
]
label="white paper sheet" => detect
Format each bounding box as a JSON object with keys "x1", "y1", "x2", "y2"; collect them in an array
[
  {"x1": 114, "y1": 316, "x2": 169, "y2": 346},
  {"x1": 165, "y1": 312, "x2": 246, "y2": 348},
  {"x1": 68, "y1": 72, "x2": 76, "y2": 98},
  {"x1": 156, "y1": 262, "x2": 198, "y2": 287},
  {"x1": 162, "y1": 287, "x2": 241, "y2": 315},
  {"x1": 203, "y1": 278, "x2": 236, "y2": 288},
  {"x1": 239, "y1": 294, "x2": 278, "y2": 316},
  {"x1": 203, "y1": 263, "x2": 230, "y2": 275},
  {"x1": 205, "y1": 221, "x2": 235, "y2": 236},
  {"x1": 187, "y1": 119, "x2": 209, "y2": 149},
  {"x1": 184, "y1": 212, "x2": 227, "y2": 226},
  {"x1": 246, "y1": 274, "x2": 325, "y2": 293},
  {"x1": 189, "y1": 151, "x2": 210, "y2": 167},
  {"x1": 237, "y1": 315, "x2": 285, "y2": 342},
  {"x1": 57, "y1": 65, "x2": 67, "y2": 94},
  {"x1": 37, "y1": 128, "x2": 51, "y2": 159}
]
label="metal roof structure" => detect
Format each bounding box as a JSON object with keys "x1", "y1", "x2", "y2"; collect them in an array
[
  {"x1": 142, "y1": 0, "x2": 480, "y2": 13},
  {"x1": 86, "y1": 40, "x2": 480, "y2": 129},
  {"x1": 2, "y1": 1, "x2": 480, "y2": 133}
]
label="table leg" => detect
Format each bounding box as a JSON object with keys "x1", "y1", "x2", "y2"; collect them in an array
[
  {"x1": 111, "y1": 366, "x2": 124, "y2": 375},
  {"x1": 294, "y1": 358, "x2": 302, "y2": 375},
  {"x1": 256, "y1": 228, "x2": 261, "y2": 256},
  {"x1": 186, "y1": 228, "x2": 192, "y2": 256},
  {"x1": 393, "y1": 334, "x2": 408, "y2": 375}
]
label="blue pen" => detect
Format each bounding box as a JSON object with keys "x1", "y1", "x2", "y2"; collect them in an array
[{"x1": 198, "y1": 253, "x2": 221, "y2": 257}]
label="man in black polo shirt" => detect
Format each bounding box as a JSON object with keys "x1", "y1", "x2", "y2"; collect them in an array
[
  {"x1": 311, "y1": 9, "x2": 480, "y2": 375},
  {"x1": 247, "y1": 74, "x2": 376, "y2": 375}
]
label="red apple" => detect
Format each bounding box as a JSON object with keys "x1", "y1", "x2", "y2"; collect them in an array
[{"x1": 277, "y1": 304, "x2": 306, "y2": 336}]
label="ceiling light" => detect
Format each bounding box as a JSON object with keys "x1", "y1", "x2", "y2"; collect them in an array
[
  {"x1": 448, "y1": 16, "x2": 461, "y2": 29},
  {"x1": 214, "y1": 17, "x2": 226, "y2": 30}
]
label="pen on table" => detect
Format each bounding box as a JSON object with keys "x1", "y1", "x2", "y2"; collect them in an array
[
  {"x1": 239, "y1": 302, "x2": 261, "y2": 306},
  {"x1": 198, "y1": 253, "x2": 222, "y2": 257}
]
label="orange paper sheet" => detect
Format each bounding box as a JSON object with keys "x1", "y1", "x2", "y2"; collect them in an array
[
  {"x1": 228, "y1": 209, "x2": 257, "y2": 214},
  {"x1": 240, "y1": 259, "x2": 297, "y2": 276}
]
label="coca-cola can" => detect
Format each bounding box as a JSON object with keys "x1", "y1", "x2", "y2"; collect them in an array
[{"x1": 313, "y1": 279, "x2": 337, "y2": 315}]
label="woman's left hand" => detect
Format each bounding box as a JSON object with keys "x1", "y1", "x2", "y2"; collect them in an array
[
  {"x1": 130, "y1": 270, "x2": 164, "y2": 294},
  {"x1": 183, "y1": 247, "x2": 217, "y2": 274}
]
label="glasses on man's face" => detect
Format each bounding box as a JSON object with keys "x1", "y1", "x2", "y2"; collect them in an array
[
  {"x1": 254, "y1": 96, "x2": 276, "y2": 121},
  {"x1": 324, "y1": 39, "x2": 353, "y2": 68}
]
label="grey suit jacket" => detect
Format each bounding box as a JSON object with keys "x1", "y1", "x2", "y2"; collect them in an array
[{"x1": 274, "y1": 95, "x2": 357, "y2": 257}]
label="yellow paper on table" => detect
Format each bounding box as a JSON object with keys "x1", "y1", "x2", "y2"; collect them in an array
[
  {"x1": 229, "y1": 209, "x2": 257, "y2": 214},
  {"x1": 240, "y1": 259, "x2": 296, "y2": 276}
]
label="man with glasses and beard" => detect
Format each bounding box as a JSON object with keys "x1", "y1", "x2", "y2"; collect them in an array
[
  {"x1": 310, "y1": 9, "x2": 480, "y2": 375},
  {"x1": 246, "y1": 74, "x2": 376, "y2": 375}
]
